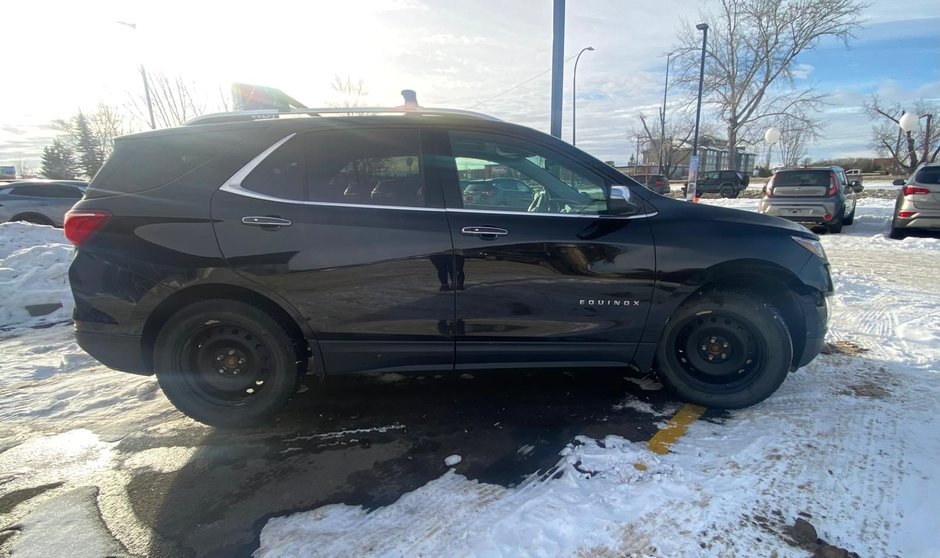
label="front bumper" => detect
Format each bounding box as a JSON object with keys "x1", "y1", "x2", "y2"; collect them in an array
[{"x1": 794, "y1": 290, "x2": 829, "y2": 369}]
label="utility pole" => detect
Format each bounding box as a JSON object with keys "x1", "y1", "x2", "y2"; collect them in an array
[{"x1": 550, "y1": 0, "x2": 565, "y2": 139}]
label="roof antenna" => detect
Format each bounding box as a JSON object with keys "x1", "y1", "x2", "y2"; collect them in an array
[{"x1": 400, "y1": 89, "x2": 420, "y2": 110}]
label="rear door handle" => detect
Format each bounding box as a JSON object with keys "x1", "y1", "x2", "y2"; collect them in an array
[
  {"x1": 461, "y1": 226, "x2": 508, "y2": 238},
  {"x1": 242, "y1": 216, "x2": 292, "y2": 229}
]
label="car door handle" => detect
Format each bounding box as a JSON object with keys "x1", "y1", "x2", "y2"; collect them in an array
[
  {"x1": 461, "y1": 226, "x2": 508, "y2": 238},
  {"x1": 242, "y1": 216, "x2": 292, "y2": 229}
]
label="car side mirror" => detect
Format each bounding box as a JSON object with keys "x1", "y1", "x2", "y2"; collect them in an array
[
  {"x1": 609, "y1": 185, "x2": 640, "y2": 215},
  {"x1": 850, "y1": 180, "x2": 863, "y2": 193},
  {"x1": 892, "y1": 179, "x2": 905, "y2": 186}
]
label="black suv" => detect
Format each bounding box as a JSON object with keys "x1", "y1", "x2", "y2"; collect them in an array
[
  {"x1": 66, "y1": 106, "x2": 832, "y2": 427},
  {"x1": 692, "y1": 170, "x2": 750, "y2": 198}
]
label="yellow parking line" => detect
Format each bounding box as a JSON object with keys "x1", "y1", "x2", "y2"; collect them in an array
[{"x1": 647, "y1": 404, "x2": 706, "y2": 455}]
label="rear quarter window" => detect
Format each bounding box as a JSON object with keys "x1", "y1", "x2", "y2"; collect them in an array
[
  {"x1": 86, "y1": 130, "x2": 241, "y2": 198},
  {"x1": 915, "y1": 167, "x2": 940, "y2": 185}
]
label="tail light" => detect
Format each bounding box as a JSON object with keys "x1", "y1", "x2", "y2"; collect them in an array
[
  {"x1": 763, "y1": 175, "x2": 775, "y2": 197},
  {"x1": 898, "y1": 211, "x2": 916, "y2": 218},
  {"x1": 655, "y1": 180, "x2": 666, "y2": 187},
  {"x1": 64, "y1": 210, "x2": 111, "y2": 245},
  {"x1": 828, "y1": 172, "x2": 839, "y2": 196},
  {"x1": 903, "y1": 185, "x2": 930, "y2": 196}
]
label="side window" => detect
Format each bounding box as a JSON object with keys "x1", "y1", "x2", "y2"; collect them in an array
[
  {"x1": 242, "y1": 137, "x2": 305, "y2": 200},
  {"x1": 449, "y1": 131, "x2": 607, "y2": 215},
  {"x1": 306, "y1": 128, "x2": 424, "y2": 207}
]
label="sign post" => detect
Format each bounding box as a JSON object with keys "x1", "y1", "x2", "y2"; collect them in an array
[{"x1": 686, "y1": 155, "x2": 699, "y2": 202}]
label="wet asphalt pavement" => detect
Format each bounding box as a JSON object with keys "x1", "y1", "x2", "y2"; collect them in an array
[{"x1": 112, "y1": 369, "x2": 679, "y2": 557}]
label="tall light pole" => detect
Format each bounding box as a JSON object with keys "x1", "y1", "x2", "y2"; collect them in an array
[
  {"x1": 899, "y1": 111, "x2": 934, "y2": 169},
  {"x1": 550, "y1": 0, "x2": 565, "y2": 139},
  {"x1": 572, "y1": 46, "x2": 594, "y2": 147},
  {"x1": 117, "y1": 21, "x2": 156, "y2": 130},
  {"x1": 659, "y1": 51, "x2": 675, "y2": 175},
  {"x1": 687, "y1": 22, "x2": 708, "y2": 201}
]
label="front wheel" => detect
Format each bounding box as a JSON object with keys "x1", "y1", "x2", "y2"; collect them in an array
[
  {"x1": 154, "y1": 299, "x2": 301, "y2": 427},
  {"x1": 655, "y1": 290, "x2": 793, "y2": 409}
]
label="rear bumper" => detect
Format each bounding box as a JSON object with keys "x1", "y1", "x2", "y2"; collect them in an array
[
  {"x1": 895, "y1": 215, "x2": 940, "y2": 230},
  {"x1": 75, "y1": 327, "x2": 152, "y2": 375},
  {"x1": 759, "y1": 200, "x2": 840, "y2": 224}
]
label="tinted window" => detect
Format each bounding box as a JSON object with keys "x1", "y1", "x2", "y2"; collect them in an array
[
  {"x1": 915, "y1": 166, "x2": 940, "y2": 185},
  {"x1": 774, "y1": 170, "x2": 831, "y2": 187},
  {"x1": 305, "y1": 128, "x2": 424, "y2": 207},
  {"x1": 449, "y1": 131, "x2": 608, "y2": 214},
  {"x1": 88, "y1": 131, "x2": 240, "y2": 197},
  {"x1": 242, "y1": 136, "x2": 305, "y2": 200}
]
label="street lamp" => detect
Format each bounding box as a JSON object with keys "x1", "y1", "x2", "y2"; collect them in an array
[
  {"x1": 898, "y1": 111, "x2": 934, "y2": 169},
  {"x1": 899, "y1": 112, "x2": 918, "y2": 133},
  {"x1": 764, "y1": 127, "x2": 781, "y2": 170},
  {"x1": 572, "y1": 46, "x2": 594, "y2": 147},
  {"x1": 659, "y1": 51, "x2": 677, "y2": 175},
  {"x1": 117, "y1": 21, "x2": 156, "y2": 130},
  {"x1": 687, "y1": 22, "x2": 709, "y2": 201}
]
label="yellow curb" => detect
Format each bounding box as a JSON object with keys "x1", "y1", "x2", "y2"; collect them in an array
[{"x1": 647, "y1": 404, "x2": 706, "y2": 455}]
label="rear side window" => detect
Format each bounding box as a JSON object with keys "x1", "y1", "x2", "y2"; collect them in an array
[
  {"x1": 305, "y1": 128, "x2": 425, "y2": 207},
  {"x1": 915, "y1": 167, "x2": 940, "y2": 185},
  {"x1": 88, "y1": 131, "x2": 239, "y2": 197}
]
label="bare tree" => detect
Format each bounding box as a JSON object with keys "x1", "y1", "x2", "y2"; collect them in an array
[
  {"x1": 864, "y1": 96, "x2": 939, "y2": 173},
  {"x1": 89, "y1": 104, "x2": 130, "y2": 159},
  {"x1": 127, "y1": 71, "x2": 206, "y2": 128},
  {"x1": 673, "y1": 0, "x2": 863, "y2": 167},
  {"x1": 329, "y1": 76, "x2": 368, "y2": 109},
  {"x1": 15, "y1": 155, "x2": 34, "y2": 178},
  {"x1": 636, "y1": 112, "x2": 696, "y2": 177},
  {"x1": 777, "y1": 118, "x2": 816, "y2": 167}
]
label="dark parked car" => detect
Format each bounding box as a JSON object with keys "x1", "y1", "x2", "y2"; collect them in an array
[
  {"x1": 692, "y1": 170, "x2": 750, "y2": 198},
  {"x1": 889, "y1": 163, "x2": 940, "y2": 239},
  {"x1": 758, "y1": 167, "x2": 860, "y2": 234},
  {"x1": 0, "y1": 180, "x2": 87, "y2": 226},
  {"x1": 629, "y1": 174, "x2": 670, "y2": 195},
  {"x1": 66, "y1": 106, "x2": 832, "y2": 427}
]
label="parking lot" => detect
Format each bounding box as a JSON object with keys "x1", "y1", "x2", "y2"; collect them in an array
[{"x1": 1, "y1": 196, "x2": 938, "y2": 557}]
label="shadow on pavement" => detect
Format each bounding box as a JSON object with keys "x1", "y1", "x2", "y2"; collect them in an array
[{"x1": 126, "y1": 368, "x2": 676, "y2": 557}]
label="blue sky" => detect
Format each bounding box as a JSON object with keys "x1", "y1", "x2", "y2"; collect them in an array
[{"x1": 1, "y1": 0, "x2": 938, "y2": 171}]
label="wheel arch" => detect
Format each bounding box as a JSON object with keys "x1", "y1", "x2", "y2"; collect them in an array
[
  {"x1": 140, "y1": 283, "x2": 323, "y2": 378},
  {"x1": 650, "y1": 262, "x2": 810, "y2": 370},
  {"x1": 10, "y1": 212, "x2": 55, "y2": 225}
]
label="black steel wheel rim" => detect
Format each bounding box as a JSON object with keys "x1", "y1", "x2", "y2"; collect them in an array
[
  {"x1": 180, "y1": 322, "x2": 271, "y2": 403},
  {"x1": 672, "y1": 311, "x2": 767, "y2": 389}
]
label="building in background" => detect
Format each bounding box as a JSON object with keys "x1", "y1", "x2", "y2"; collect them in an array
[{"x1": 638, "y1": 136, "x2": 756, "y2": 179}]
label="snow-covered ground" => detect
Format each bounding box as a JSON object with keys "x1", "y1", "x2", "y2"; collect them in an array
[{"x1": 0, "y1": 202, "x2": 938, "y2": 557}]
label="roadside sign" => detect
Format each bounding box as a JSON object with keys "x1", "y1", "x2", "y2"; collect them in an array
[{"x1": 0, "y1": 166, "x2": 15, "y2": 180}]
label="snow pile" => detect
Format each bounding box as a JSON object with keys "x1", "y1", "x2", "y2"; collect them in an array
[{"x1": 0, "y1": 222, "x2": 74, "y2": 328}]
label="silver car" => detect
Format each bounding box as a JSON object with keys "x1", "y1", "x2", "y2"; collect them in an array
[
  {"x1": 890, "y1": 163, "x2": 940, "y2": 239},
  {"x1": 0, "y1": 180, "x2": 87, "y2": 227},
  {"x1": 758, "y1": 166, "x2": 861, "y2": 234}
]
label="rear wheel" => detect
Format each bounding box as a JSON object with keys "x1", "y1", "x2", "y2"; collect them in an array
[
  {"x1": 154, "y1": 299, "x2": 301, "y2": 428},
  {"x1": 719, "y1": 185, "x2": 735, "y2": 198},
  {"x1": 888, "y1": 221, "x2": 907, "y2": 239},
  {"x1": 843, "y1": 206, "x2": 855, "y2": 225},
  {"x1": 655, "y1": 290, "x2": 793, "y2": 409},
  {"x1": 11, "y1": 213, "x2": 54, "y2": 226},
  {"x1": 827, "y1": 210, "x2": 844, "y2": 234}
]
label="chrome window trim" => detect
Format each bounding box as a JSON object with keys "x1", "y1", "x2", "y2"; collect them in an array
[{"x1": 219, "y1": 135, "x2": 657, "y2": 220}]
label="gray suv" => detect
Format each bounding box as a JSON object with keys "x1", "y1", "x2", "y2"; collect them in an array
[
  {"x1": 889, "y1": 163, "x2": 940, "y2": 239},
  {"x1": 758, "y1": 167, "x2": 861, "y2": 233},
  {"x1": 0, "y1": 180, "x2": 87, "y2": 226}
]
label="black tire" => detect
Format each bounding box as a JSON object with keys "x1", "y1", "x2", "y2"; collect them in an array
[
  {"x1": 11, "y1": 213, "x2": 53, "y2": 226},
  {"x1": 154, "y1": 299, "x2": 300, "y2": 428},
  {"x1": 888, "y1": 222, "x2": 907, "y2": 240},
  {"x1": 843, "y1": 207, "x2": 855, "y2": 225},
  {"x1": 730, "y1": 189, "x2": 741, "y2": 199},
  {"x1": 655, "y1": 290, "x2": 793, "y2": 409},
  {"x1": 719, "y1": 185, "x2": 735, "y2": 198},
  {"x1": 827, "y1": 210, "x2": 844, "y2": 234}
]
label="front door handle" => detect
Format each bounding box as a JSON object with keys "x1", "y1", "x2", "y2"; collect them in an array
[
  {"x1": 461, "y1": 226, "x2": 508, "y2": 239},
  {"x1": 242, "y1": 216, "x2": 292, "y2": 230}
]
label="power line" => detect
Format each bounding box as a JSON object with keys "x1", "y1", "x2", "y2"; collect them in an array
[{"x1": 469, "y1": 52, "x2": 582, "y2": 109}]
